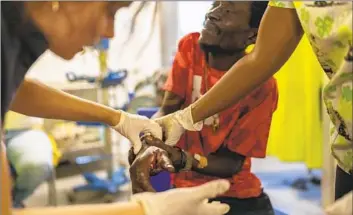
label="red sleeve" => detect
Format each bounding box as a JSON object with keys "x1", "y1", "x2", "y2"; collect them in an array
[
  {"x1": 226, "y1": 79, "x2": 278, "y2": 158},
  {"x1": 163, "y1": 34, "x2": 196, "y2": 99}
]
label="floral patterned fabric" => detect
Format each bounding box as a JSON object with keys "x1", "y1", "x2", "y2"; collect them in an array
[{"x1": 269, "y1": 1, "x2": 352, "y2": 173}]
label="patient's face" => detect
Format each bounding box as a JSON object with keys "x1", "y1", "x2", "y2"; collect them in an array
[{"x1": 199, "y1": 1, "x2": 253, "y2": 53}]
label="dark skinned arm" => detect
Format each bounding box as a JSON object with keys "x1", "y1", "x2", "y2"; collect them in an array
[
  {"x1": 191, "y1": 147, "x2": 245, "y2": 178},
  {"x1": 152, "y1": 91, "x2": 184, "y2": 119},
  {"x1": 143, "y1": 135, "x2": 245, "y2": 178}
]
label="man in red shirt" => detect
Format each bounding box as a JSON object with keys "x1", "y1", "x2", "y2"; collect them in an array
[{"x1": 150, "y1": 1, "x2": 278, "y2": 215}]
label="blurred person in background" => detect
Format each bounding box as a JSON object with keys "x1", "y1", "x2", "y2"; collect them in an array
[{"x1": 4, "y1": 111, "x2": 58, "y2": 208}]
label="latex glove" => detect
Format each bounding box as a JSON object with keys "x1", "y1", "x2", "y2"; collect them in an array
[
  {"x1": 132, "y1": 179, "x2": 231, "y2": 215},
  {"x1": 325, "y1": 191, "x2": 352, "y2": 215},
  {"x1": 155, "y1": 105, "x2": 203, "y2": 146},
  {"x1": 113, "y1": 111, "x2": 162, "y2": 154}
]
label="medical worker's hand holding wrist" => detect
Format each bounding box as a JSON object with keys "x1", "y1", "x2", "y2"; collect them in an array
[
  {"x1": 154, "y1": 105, "x2": 203, "y2": 146},
  {"x1": 131, "y1": 179, "x2": 231, "y2": 215},
  {"x1": 113, "y1": 111, "x2": 162, "y2": 154}
]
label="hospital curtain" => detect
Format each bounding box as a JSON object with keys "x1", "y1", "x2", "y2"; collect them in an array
[{"x1": 265, "y1": 36, "x2": 324, "y2": 169}]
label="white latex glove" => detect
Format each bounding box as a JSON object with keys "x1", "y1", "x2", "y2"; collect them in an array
[
  {"x1": 154, "y1": 105, "x2": 203, "y2": 146},
  {"x1": 113, "y1": 111, "x2": 162, "y2": 154},
  {"x1": 325, "y1": 191, "x2": 352, "y2": 215},
  {"x1": 131, "y1": 179, "x2": 231, "y2": 215}
]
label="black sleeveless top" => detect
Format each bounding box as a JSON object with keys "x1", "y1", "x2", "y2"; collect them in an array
[{"x1": 1, "y1": 2, "x2": 48, "y2": 125}]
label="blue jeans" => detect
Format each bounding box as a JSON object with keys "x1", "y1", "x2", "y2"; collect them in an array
[{"x1": 6, "y1": 129, "x2": 53, "y2": 207}]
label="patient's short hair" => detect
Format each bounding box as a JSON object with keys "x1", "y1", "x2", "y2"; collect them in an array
[{"x1": 249, "y1": 1, "x2": 268, "y2": 28}]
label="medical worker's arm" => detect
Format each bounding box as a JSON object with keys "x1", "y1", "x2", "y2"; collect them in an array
[
  {"x1": 156, "y1": 6, "x2": 304, "y2": 146},
  {"x1": 11, "y1": 79, "x2": 120, "y2": 126},
  {"x1": 191, "y1": 6, "x2": 303, "y2": 122},
  {"x1": 10, "y1": 78, "x2": 162, "y2": 154},
  {"x1": 13, "y1": 203, "x2": 144, "y2": 215},
  {"x1": 11, "y1": 181, "x2": 231, "y2": 215}
]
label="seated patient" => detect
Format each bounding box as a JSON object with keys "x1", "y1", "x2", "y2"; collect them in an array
[
  {"x1": 152, "y1": 1, "x2": 278, "y2": 215},
  {"x1": 4, "y1": 111, "x2": 55, "y2": 208}
]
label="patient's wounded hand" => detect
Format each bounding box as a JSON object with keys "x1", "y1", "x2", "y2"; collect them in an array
[
  {"x1": 142, "y1": 134, "x2": 182, "y2": 166},
  {"x1": 129, "y1": 143, "x2": 175, "y2": 194}
]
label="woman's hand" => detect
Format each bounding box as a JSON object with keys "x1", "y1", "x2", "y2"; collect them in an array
[
  {"x1": 154, "y1": 106, "x2": 203, "y2": 146},
  {"x1": 131, "y1": 179, "x2": 231, "y2": 215},
  {"x1": 129, "y1": 144, "x2": 174, "y2": 194},
  {"x1": 113, "y1": 111, "x2": 162, "y2": 154}
]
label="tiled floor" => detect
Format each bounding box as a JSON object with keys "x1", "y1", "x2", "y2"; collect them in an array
[
  {"x1": 252, "y1": 157, "x2": 324, "y2": 215},
  {"x1": 25, "y1": 156, "x2": 325, "y2": 215}
]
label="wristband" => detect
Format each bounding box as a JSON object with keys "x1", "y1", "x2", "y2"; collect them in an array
[
  {"x1": 194, "y1": 153, "x2": 208, "y2": 169},
  {"x1": 172, "y1": 146, "x2": 192, "y2": 172},
  {"x1": 172, "y1": 146, "x2": 185, "y2": 172},
  {"x1": 179, "y1": 151, "x2": 193, "y2": 172}
]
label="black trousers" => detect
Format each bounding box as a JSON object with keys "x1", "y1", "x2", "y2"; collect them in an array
[
  {"x1": 335, "y1": 165, "x2": 353, "y2": 200},
  {"x1": 210, "y1": 192, "x2": 274, "y2": 215}
]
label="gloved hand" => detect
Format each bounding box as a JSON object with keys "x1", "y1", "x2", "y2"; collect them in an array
[
  {"x1": 131, "y1": 179, "x2": 231, "y2": 215},
  {"x1": 113, "y1": 111, "x2": 162, "y2": 154},
  {"x1": 325, "y1": 191, "x2": 352, "y2": 215},
  {"x1": 154, "y1": 105, "x2": 203, "y2": 146}
]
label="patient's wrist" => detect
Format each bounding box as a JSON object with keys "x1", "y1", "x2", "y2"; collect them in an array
[
  {"x1": 171, "y1": 150, "x2": 182, "y2": 166},
  {"x1": 171, "y1": 146, "x2": 183, "y2": 168},
  {"x1": 172, "y1": 147, "x2": 193, "y2": 172}
]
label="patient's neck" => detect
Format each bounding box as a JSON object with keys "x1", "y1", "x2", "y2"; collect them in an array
[{"x1": 207, "y1": 51, "x2": 245, "y2": 71}]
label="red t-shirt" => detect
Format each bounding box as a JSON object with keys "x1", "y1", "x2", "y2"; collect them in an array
[{"x1": 164, "y1": 32, "x2": 279, "y2": 199}]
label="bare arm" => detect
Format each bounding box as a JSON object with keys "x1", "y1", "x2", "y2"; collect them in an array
[
  {"x1": 152, "y1": 91, "x2": 184, "y2": 119},
  {"x1": 143, "y1": 136, "x2": 244, "y2": 178},
  {"x1": 190, "y1": 147, "x2": 245, "y2": 178},
  {"x1": 13, "y1": 203, "x2": 144, "y2": 215},
  {"x1": 191, "y1": 6, "x2": 303, "y2": 122},
  {"x1": 10, "y1": 78, "x2": 120, "y2": 126}
]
